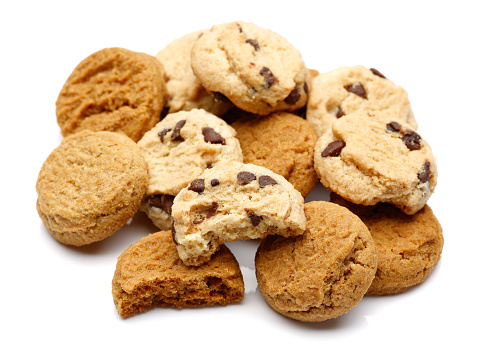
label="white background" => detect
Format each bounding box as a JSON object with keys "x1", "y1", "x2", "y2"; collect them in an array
[{"x1": 1, "y1": 1, "x2": 476, "y2": 360}]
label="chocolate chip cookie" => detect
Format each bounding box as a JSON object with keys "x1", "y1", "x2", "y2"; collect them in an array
[{"x1": 191, "y1": 21, "x2": 310, "y2": 115}]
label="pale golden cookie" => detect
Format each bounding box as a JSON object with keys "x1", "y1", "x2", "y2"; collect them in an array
[
  {"x1": 314, "y1": 111, "x2": 437, "y2": 215},
  {"x1": 56, "y1": 47, "x2": 168, "y2": 142},
  {"x1": 232, "y1": 112, "x2": 318, "y2": 198},
  {"x1": 330, "y1": 193, "x2": 444, "y2": 295},
  {"x1": 255, "y1": 201, "x2": 377, "y2": 322},
  {"x1": 171, "y1": 161, "x2": 306, "y2": 266},
  {"x1": 156, "y1": 30, "x2": 232, "y2": 116},
  {"x1": 112, "y1": 231, "x2": 244, "y2": 318},
  {"x1": 36, "y1": 130, "x2": 148, "y2": 246},
  {"x1": 306, "y1": 65, "x2": 417, "y2": 137},
  {"x1": 191, "y1": 21, "x2": 310, "y2": 115}
]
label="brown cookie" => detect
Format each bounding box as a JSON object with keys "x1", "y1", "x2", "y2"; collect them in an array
[
  {"x1": 112, "y1": 231, "x2": 244, "y2": 318},
  {"x1": 36, "y1": 130, "x2": 148, "y2": 246},
  {"x1": 232, "y1": 112, "x2": 318, "y2": 198},
  {"x1": 56, "y1": 47, "x2": 168, "y2": 142},
  {"x1": 255, "y1": 201, "x2": 377, "y2": 322},
  {"x1": 330, "y1": 193, "x2": 444, "y2": 295}
]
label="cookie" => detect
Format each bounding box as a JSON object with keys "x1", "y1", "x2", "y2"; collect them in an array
[
  {"x1": 232, "y1": 112, "x2": 318, "y2": 198},
  {"x1": 171, "y1": 160, "x2": 306, "y2": 266},
  {"x1": 255, "y1": 201, "x2": 377, "y2": 322},
  {"x1": 56, "y1": 47, "x2": 168, "y2": 142},
  {"x1": 112, "y1": 231, "x2": 244, "y2": 318},
  {"x1": 306, "y1": 65, "x2": 417, "y2": 137},
  {"x1": 191, "y1": 21, "x2": 310, "y2": 115},
  {"x1": 156, "y1": 30, "x2": 232, "y2": 117},
  {"x1": 137, "y1": 109, "x2": 243, "y2": 229},
  {"x1": 36, "y1": 130, "x2": 148, "y2": 246},
  {"x1": 314, "y1": 110, "x2": 437, "y2": 215},
  {"x1": 330, "y1": 193, "x2": 444, "y2": 295}
]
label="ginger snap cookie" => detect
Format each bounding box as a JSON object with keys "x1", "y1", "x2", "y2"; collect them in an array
[
  {"x1": 156, "y1": 30, "x2": 232, "y2": 117},
  {"x1": 255, "y1": 201, "x2": 377, "y2": 322},
  {"x1": 171, "y1": 161, "x2": 306, "y2": 266},
  {"x1": 112, "y1": 231, "x2": 244, "y2": 318},
  {"x1": 137, "y1": 109, "x2": 243, "y2": 229},
  {"x1": 314, "y1": 111, "x2": 437, "y2": 215},
  {"x1": 191, "y1": 21, "x2": 310, "y2": 115},
  {"x1": 36, "y1": 130, "x2": 148, "y2": 246},
  {"x1": 232, "y1": 112, "x2": 318, "y2": 198},
  {"x1": 306, "y1": 65, "x2": 417, "y2": 137},
  {"x1": 330, "y1": 193, "x2": 444, "y2": 295},
  {"x1": 56, "y1": 47, "x2": 168, "y2": 142}
]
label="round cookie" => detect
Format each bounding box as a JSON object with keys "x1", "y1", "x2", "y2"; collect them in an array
[
  {"x1": 137, "y1": 109, "x2": 243, "y2": 229},
  {"x1": 232, "y1": 112, "x2": 318, "y2": 198},
  {"x1": 306, "y1": 65, "x2": 417, "y2": 137},
  {"x1": 314, "y1": 110, "x2": 437, "y2": 215},
  {"x1": 112, "y1": 231, "x2": 244, "y2": 318},
  {"x1": 255, "y1": 201, "x2": 377, "y2": 322},
  {"x1": 155, "y1": 30, "x2": 232, "y2": 117},
  {"x1": 56, "y1": 47, "x2": 168, "y2": 142},
  {"x1": 36, "y1": 130, "x2": 148, "y2": 246},
  {"x1": 330, "y1": 193, "x2": 444, "y2": 295},
  {"x1": 191, "y1": 21, "x2": 310, "y2": 115},
  {"x1": 171, "y1": 161, "x2": 306, "y2": 266}
]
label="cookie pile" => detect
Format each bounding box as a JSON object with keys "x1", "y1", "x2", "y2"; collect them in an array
[{"x1": 36, "y1": 21, "x2": 443, "y2": 321}]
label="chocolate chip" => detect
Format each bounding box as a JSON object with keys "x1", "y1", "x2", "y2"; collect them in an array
[
  {"x1": 158, "y1": 128, "x2": 171, "y2": 142},
  {"x1": 211, "y1": 179, "x2": 220, "y2": 187},
  {"x1": 192, "y1": 219, "x2": 204, "y2": 225},
  {"x1": 207, "y1": 202, "x2": 219, "y2": 218},
  {"x1": 171, "y1": 221, "x2": 178, "y2": 245},
  {"x1": 246, "y1": 39, "x2": 260, "y2": 51},
  {"x1": 202, "y1": 127, "x2": 225, "y2": 145},
  {"x1": 260, "y1": 67, "x2": 277, "y2": 88},
  {"x1": 336, "y1": 107, "x2": 345, "y2": 118},
  {"x1": 237, "y1": 171, "x2": 256, "y2": 185},
  {"x1": 418, "y1": 161, "x2": 431, "y2": 183},
  {"x1": 321, "y1": 140, "x2": 346, "y2": 157},
  {"x1": 245, "y1": 208, "x2": 262, "y2": 226},
  {"x1": 402, "y1": 130, "x2": 422, "y2": 150},
  {"x1": 171, "y1": 119, "x2": 186, "y2": 141},
  {"x1": 162, "y1": 195, "x2": 174, "y2": 215},
  {"x1": 213, "y1": 92, "x2": 232, "y2": 104},
  {"x1": 149, "y1": 195, "x2": 163, "y2": 208},
  {"x1": 370, "y1": 68, "x2": 386, "y2": 78},
  {"x1": 387, "y1": 121, "x2": 402, "y2": 133},
  {"x1": 284, "y1": 86, "x2": 301, "y2": 105},
  {"x1": 345, "y1": 83, "x2": 367, "y2": 99},
  {"x1": 188, "y1": 178, "x2": 205, "y2": 193},
  {"x1": 259, "y1": 175, "x2": 278, "y2": 187}
]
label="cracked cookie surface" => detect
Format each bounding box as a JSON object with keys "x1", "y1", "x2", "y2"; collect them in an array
[
  {"x1": 171, "y1": 161, "x2": 306, "y2": 266},
  {"x1": 191, "y1": 21, "x2": 310, "y2": 115},
  {"x1": 255, "y1": 201, "x2": 377, "y2": 322}
]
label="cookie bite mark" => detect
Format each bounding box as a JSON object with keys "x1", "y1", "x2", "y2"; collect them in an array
[
  {"x1": 237, "y1": 171, "x2": 256, "y2": 185},
  {"x1": 321, "y1": 140, "x2": 346, "y2": 157},
  {"x1": 202, "y1": 127, "x2": 226, "y2": 145},
  {"x1": 171, "y1": 119, "x2": 186, "y2": 141},
  {"x1": 345, "y1": 83, "x2": 367, "y2": 99},
  {"x1": 245, "y1": 208, "x2": 263, "y2": 226},
  {"x1": 188, "y1": 179, "x2": 205, "y2": 194},
  {"x1": 260, "y1": 67, "x2": 277, "y2": 88}
]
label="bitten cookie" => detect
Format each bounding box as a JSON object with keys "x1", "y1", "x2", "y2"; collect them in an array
[
  {"x1": 330, "y1": 193, "x2": 444, "y2": 295},
  {"x1": 191, "y1": 21, "x2": 310, "y2": 115},
  {"x1": 314, "y1": 111, "x2": 437, "y2": 215},
  {"x1": 306, "y1": 65, "x2": 417, "y2": 137},
  {"x1": 112, "y1": 231, "x2": 244, "y2": 318},
  {"x1": 56, "y1": 47, "x2": 168, "y2": 142},
  {"x1": 232, "y1": 112, "x2": 318, "y2": 198},
  {"x1": 137, "y1": 109, "x2": 243, "y2": 229},
  {"x1": 36, "y1": 130, "x2": 148, "y2": 246},
  {"x1": 156, "y1": 30, "x2": 232, "y2": 117},
  {"x1": 255, "y1": 201, "x2": 377, "y2": 322},
  {"x1": 171, "y1": 161, "x2": 306, "y2": 266}
]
